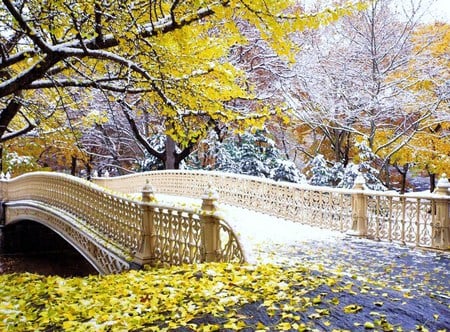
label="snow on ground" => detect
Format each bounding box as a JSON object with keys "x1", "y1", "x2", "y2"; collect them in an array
[
  {"x1": 220, "y1": 204, "x2": 345, "y2": 264},
  {"x1": 155, "y1": 194, "x2": 344, "y2": 264}
]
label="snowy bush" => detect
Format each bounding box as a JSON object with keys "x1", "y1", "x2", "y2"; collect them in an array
[
  {"x1": 308, "y1": 154, "x2": 333, "y2": 186},
  {"x1": 338, "y1": 163, "x2": 359, "y2": 189},
  {"x1": 270, "y1": 159, "x2": 306, "y2": 183},
  {"x1": 6, "y1": 152, "x2": 33, "y2": 167},
  {"x1": 306, "y1": 149, "x2": 386, "y2": 190},
  {"x1": 354, "y1": 142, "x2": 386, "y2": 191},
  {"x1": 187, "y1": 129, "x2": 305, "y2": 183},
  {"x1": 4, "y1": 152, "x2": 37, "y2": 175}
]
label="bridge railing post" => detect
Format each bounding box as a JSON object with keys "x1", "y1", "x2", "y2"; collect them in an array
[
  {"x1": 201, "y1": 184, "x2": 220, "y2": 262},
  {"x1": 133, "y1": 180, "x2": 156, "y2": 268},
  {"x1": 432, "y1": 175, "x2": 450, "y2": 250},
  {"x1": 348, "y1": 173, "x2": 368, "y2": 237}
]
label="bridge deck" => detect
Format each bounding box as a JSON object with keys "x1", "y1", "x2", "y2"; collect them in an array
[{"x1": 151, "y1": 193, "x2": 344, "y2": 264}]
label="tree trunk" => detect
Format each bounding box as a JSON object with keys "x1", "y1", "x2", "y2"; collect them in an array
[
  {"x1": 164, "y1": 135, "x2": 177, "y2": 169},
  {"x1": 399, "y1": 165, "x2": 408, "y2": 195},
  {"x1": 86, "y1": 161, "x2": 92, "y2": 180},
  {"x1": 0, "y1": 145, "x2": 3, "y2": 173},
  {"x1": 429, "y1": 172, "x2": 436, "y2": 193},
  {"x1": 384, "y1": 159, "x2": 391, "y2": 190},
  {"x1": 343, "y1": 133, "x2": 351, "y2": 167},
  {"x1": 71, "y1": 156, "x2": 77, "y2": 176},
  {"x1": 392, "y1": 162, "x2": 409, "y2": 194}
]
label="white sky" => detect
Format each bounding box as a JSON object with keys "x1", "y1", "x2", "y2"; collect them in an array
[
  {"x1": 301, "y1": 0, "x2": 450, "y2": 23},
  {"x1": 425, "y1": 0, "x2": 450, "y2": 22}
]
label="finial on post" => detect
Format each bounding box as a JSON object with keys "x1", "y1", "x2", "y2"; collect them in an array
[
  {"x1": 202, "y1": 182, "x2": 219, "y2": 212},
  {"x1": 352, "y1": 172, "x2": 366, "y2": 190},
  {"x1": 434, "y1": 173, "x2": 450, "y2": 196},
  {"x1": 142, "y1": 179, "x2": 156, "y2": 202},
  {"x1": 204, "y1": 182, "x2": 219, "y2": 199}
]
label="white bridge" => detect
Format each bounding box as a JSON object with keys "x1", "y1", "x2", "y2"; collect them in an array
[{"x1": 1, "y1": 170, "x2": 449, "y2": 274}]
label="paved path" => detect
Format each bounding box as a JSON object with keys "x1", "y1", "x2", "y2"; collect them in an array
[
  {"x1": 160, "y1": 195, "x2": 450, "y2": 331},
  {"x1": 223, "y1": 205, "x2": 450, "y2": 331}
]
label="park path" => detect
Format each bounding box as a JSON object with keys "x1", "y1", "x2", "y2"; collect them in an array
[{"x1": 159, "y1": 194, "x2": 450, "y2": 331}]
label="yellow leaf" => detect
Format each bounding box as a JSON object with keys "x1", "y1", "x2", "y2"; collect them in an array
[
  {"x1": 277, "y1": 322, "x2": 292, "y2": 331},
  {"x1": 343, "y1": 304, "x2": 363, "y2": 314},
  {"x1": 364, "y1": 321, "x2": 375, "y2": 329}
]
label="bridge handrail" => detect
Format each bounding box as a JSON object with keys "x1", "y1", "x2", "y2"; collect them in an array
[
  {"x1": 93, "y1": 170, "x2": 354, "y2": 232},
  {"x1": 93, "y1": 170, "x2": 450, "y2": 250},
  {"x1": 1, "y1": 172, "x2": 144, "y2": 254},
  {"x1": 0, "y1": 172, "x2": 247, "y2": 271}
]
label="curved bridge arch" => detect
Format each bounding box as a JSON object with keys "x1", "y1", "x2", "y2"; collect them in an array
[
  {"x1": 5, "y1": 201, "x2": 130, "y2": 274},
  {"x1": 0, "y1": 172, "x2": 246, "y2": 274}
]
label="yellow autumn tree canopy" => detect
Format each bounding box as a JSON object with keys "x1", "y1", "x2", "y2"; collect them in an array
[{"x1": 0, "y1": 0, "x2": 362, "y2": 148}]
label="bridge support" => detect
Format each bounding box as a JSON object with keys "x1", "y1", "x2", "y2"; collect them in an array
[
  {"x1": 432, "y1": 175, "x2": 450, "y2": 250},
  {"x1": 201, "y1": 184, "x2": 220, "y2": 262},
  {"x1": 133, "y1": 181, "x2": 156, "y2": 268}
]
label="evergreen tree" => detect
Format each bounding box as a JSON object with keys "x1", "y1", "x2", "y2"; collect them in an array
[
  {"x1": 186, "y1": 129, "x2": 305, "y2": 183},
  {"x1": 308, "y1": 154, "x2": 333, "y2": 186},
  {"x1": 307, "y1": 149, "x2": 386, "y2": 190}
]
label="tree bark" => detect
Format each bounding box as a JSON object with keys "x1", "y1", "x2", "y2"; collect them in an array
[
  {"x1": 0, "y1": 97, "x2": 22, "y2": 139},
  {"x1": 0, "y1": 145, "x2": 3, "y2": 173},
  {"x1": 164, "y1": 135, "x2": 177, "y2": 169},
  {"x1": 71, "y1": 156, "x2": 77, "y2": 176},
  {"x1": 429, "y1": 172, "x2": 436, "y2": 193},
  {"x1": 394, "y1": 163, "x2": 409, "y2": 194}
]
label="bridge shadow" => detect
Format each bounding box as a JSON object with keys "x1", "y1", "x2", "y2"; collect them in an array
[{"x1": 0, "y1": 220, "x2": 98, "y2": 277}]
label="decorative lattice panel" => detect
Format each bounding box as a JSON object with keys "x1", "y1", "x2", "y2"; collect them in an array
[
  {"x1": 93, "y1": 170, "x2": 355, "y2": 232},
  {"x1": 151, "y1": 207, "x2": 203, "y2": 265},
  {"x1": 367, "y1": 194, "x2": 433, "y2": 247},
  {"x1": 4, "y1": 172, "x2": 143, "y2": 253}
]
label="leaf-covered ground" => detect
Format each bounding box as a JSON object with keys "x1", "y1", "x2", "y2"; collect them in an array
[
  {"x1": 1, "y1": 197, "x2": 449, "y2": 331},
  {"x1": 0, "y1": 236, "x2": 449, "y2": 331}
]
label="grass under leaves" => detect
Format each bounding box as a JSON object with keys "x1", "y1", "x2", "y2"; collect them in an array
[{"x1": 1, "y1": 245, "x2": 449, "y2": 332}]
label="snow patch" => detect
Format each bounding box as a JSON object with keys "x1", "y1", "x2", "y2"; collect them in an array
[{"x1": 155, "y1": 194, "x2": 343, "y2": 264}]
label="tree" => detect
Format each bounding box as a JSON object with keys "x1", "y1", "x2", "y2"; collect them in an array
[
  {"x1": 0, "y1": 90, "x2": 91, "y2": 175},
  {"x1": 390, "y1": 22, "x2": 450, "y2": 191},
  {"x1": 285, "y1": 0, "x2": 446, "y2": 190},
  {"x1": 1, "y1": 0, "x2": 360, "y2": 171},
  {"x1": 306, "y1": 148, "x2": 386, "y2": 190}
]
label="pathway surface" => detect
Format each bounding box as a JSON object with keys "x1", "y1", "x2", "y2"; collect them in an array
[{"x1": 160, "y1": 195, "x2": 450, "y2": 331}]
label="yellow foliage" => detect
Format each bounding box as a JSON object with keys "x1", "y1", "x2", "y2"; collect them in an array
[{"x1": 1, "y1": 0, "x2": 364, "y2": 152}]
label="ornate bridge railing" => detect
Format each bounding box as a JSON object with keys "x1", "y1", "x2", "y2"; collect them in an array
[
  {"x1": 0, "y1": 172, "x2": 246, "y2": 274},
  {"x1": 93, "y1": 170, "x2": 450, "y2": 251}
]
